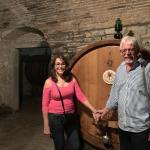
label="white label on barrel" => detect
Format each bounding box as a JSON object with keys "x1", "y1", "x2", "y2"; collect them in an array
[{"x1": 103, "y1": 70, "x2": 116, "y2": 84}]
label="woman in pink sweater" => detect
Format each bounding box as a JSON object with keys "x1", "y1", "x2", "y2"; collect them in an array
[{"x1": 42, "y1": 54, "x2": 97, "y2": 150}]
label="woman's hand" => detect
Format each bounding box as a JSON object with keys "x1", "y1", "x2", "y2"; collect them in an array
[
  {"x1": 42, "y1": 112, "x2": 50, "y2": 135},
  {"x1": 43, "y1": 124, "x2": 50, "y2": 135},
  {"x1": 92, "y1": 111, "x2": 101, "y2": 124}
]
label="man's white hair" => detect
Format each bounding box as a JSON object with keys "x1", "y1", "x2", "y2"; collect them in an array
[{"x1": 120, "y1": 36, "x2": 141, "y2": 52}]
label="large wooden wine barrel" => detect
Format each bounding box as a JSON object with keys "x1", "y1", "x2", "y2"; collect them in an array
[{"x1": 70, "y1": 40, "x2": 122, "y2": 150}]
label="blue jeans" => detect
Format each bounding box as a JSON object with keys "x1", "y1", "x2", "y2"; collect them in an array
[{"x1": 48, "y1": 113, "x2": 81, "y2": 150}]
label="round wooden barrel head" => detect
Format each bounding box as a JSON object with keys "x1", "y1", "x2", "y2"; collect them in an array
[{"x1": 71, "y1": 41, "x2": 122, "y2": 149}]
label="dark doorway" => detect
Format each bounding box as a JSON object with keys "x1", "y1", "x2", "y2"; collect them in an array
[{"x1": 18, "y1": 47, "x2": 51, "y2": 109}]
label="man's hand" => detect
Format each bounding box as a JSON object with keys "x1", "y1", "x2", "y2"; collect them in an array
[{"x1": 97, "y1": 107, "x2": 110, "y2": 120}]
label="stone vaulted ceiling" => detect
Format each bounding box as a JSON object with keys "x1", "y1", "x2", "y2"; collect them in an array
[
  {"x1": 0, "y1": 0, "x2": 80, "y2": 33},
  {"x1": 0, "y1": 0, "x2": 150, "y2": 40}
]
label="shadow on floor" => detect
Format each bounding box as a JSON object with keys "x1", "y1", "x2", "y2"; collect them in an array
[{"x1": 0, "y1": 96, "x2": 54, "y2": 150}]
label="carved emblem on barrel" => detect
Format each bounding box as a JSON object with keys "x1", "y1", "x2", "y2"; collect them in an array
[{"x1": 103, "y1": 70, "x2": 116, "y2": 85}]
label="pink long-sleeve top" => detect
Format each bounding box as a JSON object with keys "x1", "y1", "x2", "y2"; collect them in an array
[{"x1": 42, "y1": 78, "x2": 87, "y2": 114}]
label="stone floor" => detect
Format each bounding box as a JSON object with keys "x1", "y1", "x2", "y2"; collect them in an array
[
  {"x1": 0, "y1": 96, "x2": 54, "y2": 150},
  {"x1": 0, "y1": 96, "x2": 102, "y2": 150}
]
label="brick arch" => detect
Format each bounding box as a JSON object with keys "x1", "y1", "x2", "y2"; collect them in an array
[{"x1": 2, "y1": 26, "x2": 45, "y2": 40}]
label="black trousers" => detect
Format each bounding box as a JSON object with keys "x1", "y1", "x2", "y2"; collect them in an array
[
  {"x1": 48, "y1": 113, "x2": 81, "y2": 150},
  {"x1": 119, "y1": 128, "x2": 150, "y2": 150}
]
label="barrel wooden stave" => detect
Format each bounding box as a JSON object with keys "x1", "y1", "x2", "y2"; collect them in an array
[{"x1": 71, "y1": 41, "x2": 122, "y2": 149}]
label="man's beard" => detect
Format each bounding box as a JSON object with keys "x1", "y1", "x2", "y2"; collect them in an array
[{"x1": 124, "y1": 57, "x2": 134, "y2": 64}]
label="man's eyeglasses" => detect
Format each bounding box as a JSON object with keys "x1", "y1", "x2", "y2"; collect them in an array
[{"x1": 120, "y1": 48, "x2": 135, "y2": 54}]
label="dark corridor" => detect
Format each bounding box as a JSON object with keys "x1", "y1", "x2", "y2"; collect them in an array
[{"x1": 18, "y1": 47, "x2": 51, "y2": 109}]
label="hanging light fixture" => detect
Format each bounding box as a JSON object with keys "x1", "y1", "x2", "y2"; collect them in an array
[{"x1": 114, "y1": 18, "x2": 123, "y2": 39}]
